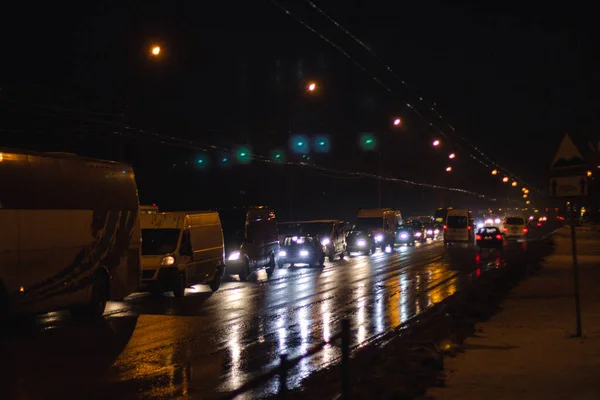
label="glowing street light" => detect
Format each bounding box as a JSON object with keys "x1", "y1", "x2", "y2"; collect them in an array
[
  {"x1": 393, "y1": 118, "x2": 401, "y2": 126},
  {"x1": 522, "y1": 187, "x2": 527, "y2": 192},
  {"x1": 492, "y1": 169, "x2": 498, "y2": 175},
  {"x1": 151, "y1": 45, "x2": 161, "y2": 56},
  {"x1": 512, "y1": 181, "x2": 518, "y2": 187},
  {"x1": 448, "y1": 153, "x2": 456, "y2": 159},
  {"x1": 445, "y1": 166, "x2": 452, "y2": 172},
  {"x1": 432, "y1": 139, "x2": 440, "y2": 147},
  {"x1": 526, "y1": 200, "x2": 531, "y2": 204},
  {"x1": 523, "y1": 194, "x2": 528, "y2": 198},
  {"x1": 502, "y1": 177, "x2": 509, "y2": 183},
  {"x1": 587, "y1": 170, "x2": 592, "y2": 177},
  {"x1": 307, "y1": 82, "x2": 317, "y2": 92}
]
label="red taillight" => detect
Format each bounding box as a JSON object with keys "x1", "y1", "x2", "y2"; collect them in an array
[
  {"x1": 537, "y1": 222, "x2": 542, "y2": 227},
  {"x1": 495, "y1": 234, "x2": 502, "y2": 240},
  {"x1": 468, "y1": 226, "x2": 472, "y2": 230},
  {"x1": 522, "y1": 227, "x2": 528, "y2": 233},
  {"x1": 443, "y1": 225, "x2": 447, "y2": 230},
  {"x1": 476, "y1": 234, "x2": 482, "y2": 241},
  {"x1": 502, "y1": 227, "x2": 507, "y2": 232}
]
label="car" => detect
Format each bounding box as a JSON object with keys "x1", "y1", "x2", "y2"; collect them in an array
[
  {"x1": 407, "y1": 220, "x2": 427, "y2": 243},
  {"x1": 444, "y1": 209, "x2": 474, "y2": 246},
  {"x1": 278, "y1": 235, "x2": 325, "y2": 267},
  {"x1": 503, "y1": 216, "x2": 528, "y2": 241},
  {"x1": 140, "y1": 211, "x2": 225, "y2": 297},
  {"x1": 476, "y1": 227, "x2": 503, "y2": 251},
  {"x1": 346, "y1": 229, "x2": 376, "y2": 255},
  {"x1": 219, "y1": 206, "x2": 280, "y2": 281},
  {"x1": 423, "y1": 223, "x2": 440, "y2": 240},
  {"x1": 396, "y1": 225, "x2": 416, "y2": 246}
]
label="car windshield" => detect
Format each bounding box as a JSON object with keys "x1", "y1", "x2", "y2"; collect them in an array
[
  {"x1": 218, "y1": 209, "x2": 246, "y2": 244},
  {"x1": 447, "y1": 216, "x2": 468, "y2": 228},
  {"x1": 506, "y1": 217, "x2": 525, "y2": 225},
  {"x1": 355, "y1": 217, "x2": 382, "y2": 230},
  {"x1": 283, "y1": 236, "x2": 314, "y2": 246},
  {"x1": 142, "y1": 228, "x2": 180, "y2": 255},
  {"x1": 299, "y1": 222, "x2": 334, "y2": 237}
]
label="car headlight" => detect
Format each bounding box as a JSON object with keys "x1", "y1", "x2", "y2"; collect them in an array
[
  {"x1": 300, "y1": 250, "x2": 309, "y2": 257},
  {"x1": 427, "y1": 230, "x2": 433, "y2": 235},
  {"x1": 356, "y1": 239, "x2": 366, "y2": 247},
  {"x1": 375, "y1": 234, "x2": 384, "y2": 242},
  {"x1": 321, "y1": 237, "x2": 331, "y2": 246},
  {"x1": 434, "y1": 229, "x2": 440, "y2": 234},
  {"x1": 228, "y1": 251, "x2": 241, "y2": 261},
  {"x1": 400, "y1": 233, "x2": 408, "y2": 239},
  {"x1": 278, "y1": 250, "x2": 287, "y2": 257},
  {"x1": 415, "y1": 232, "x2": 422, "y2": 237},
  {"x1": 477, "y1": 223, "x2": 484, "y2": 228},
  {"x1": 161, "y1": 255, "x2": 175, "y2": 266},
  {"x1": 494, "y1": 218, "x2": 501, "y2": 224}
]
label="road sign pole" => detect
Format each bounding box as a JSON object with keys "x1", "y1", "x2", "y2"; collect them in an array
[{"x1": 570, "y1": 215, "x2": 583, "y2": 337}]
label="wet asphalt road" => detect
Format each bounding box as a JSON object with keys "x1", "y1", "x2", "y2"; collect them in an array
[{"x1": 0, "y1": 231, "x2": 552, "y2": 400}]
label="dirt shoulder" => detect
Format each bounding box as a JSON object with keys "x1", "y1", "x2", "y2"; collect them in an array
[{"x1": 427, "y1": 226, "x2": 600, "y2": 400}]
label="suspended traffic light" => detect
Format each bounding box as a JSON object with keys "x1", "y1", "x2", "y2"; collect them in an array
[
  {"x1": 314, "y1": 135, "x2": 331, "y2": 153},
  {"x1": 290, "y1": 135, "x2": 310, "y2": 154},
  {"x1": 271, "y1": 149, "x2": 285, "y2": 163},
  {"x1": 359, "y1": 133, "x2": 377, "y2": 151},
  {"x1": 235, "y1": 146, "x2": 251, "y2": 164},
  {"x1": 196, "y1": 153, "x2": 209, "y2": 168}
]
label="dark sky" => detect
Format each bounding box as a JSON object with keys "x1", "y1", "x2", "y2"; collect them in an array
[{"x1": 1, "y1": 1, "x2": 598, "y2": 219}]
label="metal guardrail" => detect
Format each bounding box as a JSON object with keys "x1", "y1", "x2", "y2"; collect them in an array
[{"x1": 219, "y1": 318, "x2": 351, "y2": 400}]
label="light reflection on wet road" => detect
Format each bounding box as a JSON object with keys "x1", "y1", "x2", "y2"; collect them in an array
[{"x1": 0, "y1": 237, "x2": 539, "y2": 399}]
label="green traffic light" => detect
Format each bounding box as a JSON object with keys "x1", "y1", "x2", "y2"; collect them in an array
[{"x1": 359, "y1": 133, "x2": 377, "y2": 151}]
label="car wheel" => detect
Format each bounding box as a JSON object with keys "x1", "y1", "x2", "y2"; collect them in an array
[
  {"x1": 172, "y1": 272, "x2": 186, "y2": 298},
  {"x1": 318, "y1": 254, "x2": 325, "y2": 266},
  {"x1": 266, "y1": 256, "x2": 276, "y2": 278},
  {"x1": 71, "y1": 269, "x2": 109, "y2": 320},
  {"x1": 238, "y1": 261, "x2": 251, "y2": 281},
  {"x1": 209, "y1": 268, "x2": 222, "y2": 292}
]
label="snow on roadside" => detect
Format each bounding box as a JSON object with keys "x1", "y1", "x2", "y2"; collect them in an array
[{"x1": 427, "y1": 226, "x2": 600, "y2": 400}]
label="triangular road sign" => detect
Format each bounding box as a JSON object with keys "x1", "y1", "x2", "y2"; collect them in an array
[{"x1": 550, "y1": 133, "x2": 587, "y2": 170}]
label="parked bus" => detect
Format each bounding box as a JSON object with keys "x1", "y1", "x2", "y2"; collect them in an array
[{"x1": 0, "y1": 148, "x2": 141, "y2": 319}]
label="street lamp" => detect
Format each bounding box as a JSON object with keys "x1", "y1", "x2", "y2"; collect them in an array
[
  {"x1": 502, "y1": 177, "x2": 509, "y2": 183},
  {"x1": 432, "y1": 139, "x2": 440, "y2": 147},
  {"x1": 448, "y1": 153, "x2": 456, "y2": 159},
  {"x1": 393, "y1": 118, "x2": 401, "y2": 126},
  {"x1": 307, "y1": 82, "x2": 317, "y2": 92},
  {"x1": 150, "y1": 45, "x2": 161, "y2": 56},
  {"x1": 446, "y1": 166, "x2": 452, "y2": 172},
  {"x1": 492, "y1": 169, "x2": 498, "y2": 175},
  {"x1": 512, "y1": 181, "x2": 518, "y2": 187}
]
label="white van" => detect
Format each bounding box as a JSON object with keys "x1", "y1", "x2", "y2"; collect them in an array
[
  {"x1": 140, "y1": 211, "x2": 224, "y2": 296},
  {"x1": 444, "y1": 209, "x2": 474, "y2": 245},
  {"x1": 503, "y1": 215, "x2": 528, "y2": 241},
  {"x1": 0, "y1": 148, "x2": 141, "y2": 319}
]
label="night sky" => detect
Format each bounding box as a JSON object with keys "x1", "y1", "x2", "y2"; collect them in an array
[{"x1": 2, "y1": 1, "x2": 598, "y2": 220}]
